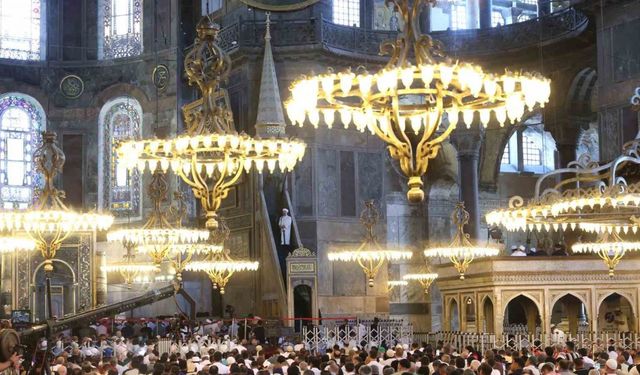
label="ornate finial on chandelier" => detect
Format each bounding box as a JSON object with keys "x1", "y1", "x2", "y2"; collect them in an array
[
  {"x1": 265, "y1": 11, "x2": 272, "y2": 41},
  {"x1": 34, "y1": 131, "x2": 67, "y2": 210}
]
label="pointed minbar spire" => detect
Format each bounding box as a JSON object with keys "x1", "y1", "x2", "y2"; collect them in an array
[{"x1": 255, "y1": 11, "x2": 286, "y2": 138}]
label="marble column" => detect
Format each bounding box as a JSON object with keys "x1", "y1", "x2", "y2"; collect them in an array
[
  {"x1": 451, "y1": 128, "x2": 483, "y2": 240},
  {"x1": 0, "y1": 254, "x2": 11, "y2": 317},
  {"x1": 95, "y1": 249, "x2": 107, "y2": 306},
  {"x1": 420, "y1": 3, "x2": 431, "y2": 33},
  {"x1": 466, "y1": 0, "x2": 480, "y2": 29},
  {"x1": 478, "y1": 0, "x2": 492, "y2": 29}
]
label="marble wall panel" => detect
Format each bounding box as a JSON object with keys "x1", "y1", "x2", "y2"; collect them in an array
[
  {"x1": 294, "y1": 150, "x2": 313, "y2": 216},
  {"x1": 317, "y1": 148, "x2": 339, "y2": 217},
  {"x1": 332, "y1": 261, "x2": 367, "y2": 296},
  {"x1": 358, "y1": 152, "x2": 383, "y2": 203},
  {"x1": 599, "y1": 108, "x2": 621, "y2": 161}
]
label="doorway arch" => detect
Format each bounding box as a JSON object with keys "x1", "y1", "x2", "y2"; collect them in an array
[
  {"x1": 551, "y1": 294, "x2": 588, "y2": 334},
  {"x1": 449, "y1": 298, "x2": 460, "y2": 331},
  {"x1": 33, "y1": 260, "x2": 76, "y2": 322},
  {"x1": 293, "y1": 284, "x2": 312, "y2": 332},
  {"x1": 598, "y1": 293, "x2": 636, "y2": 332},
  {"x1": 464, "y1": 297, "x2": 476, "y2": 332},
  {"x1": 504, "y1": 295, "x2": 541, "y2": 334},
  {"x1": 482, "y1": 296, "x2": 495, "y2": 333}
]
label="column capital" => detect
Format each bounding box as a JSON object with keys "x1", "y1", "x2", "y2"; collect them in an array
[{"x1": 450, "y1": 127, "x2": 484, "y2": 159}]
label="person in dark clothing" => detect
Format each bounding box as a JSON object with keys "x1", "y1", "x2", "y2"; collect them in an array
[{"x1": 253, "y1": 320, "x2": 266, "y2": 343}]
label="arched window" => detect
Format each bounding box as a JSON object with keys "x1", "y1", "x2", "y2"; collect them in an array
[
  {"x1": 98, "y1": 0, "x2": 143, "y2": 59},
  {"x1": 333, "y1": 0, "x2": 360, "y2": 27},
  {"x1": 0, "y1": 94, "x2": 45, "y2": 209},
  {"x1": 0, "y1": 0, "x2": 45, "y2": 60},
  {"x1": 98, "y1": 97, "x2": 142, "y2": 220},
  {"x1": 500, "y1": 114, "x2": 557, "y2": 173}
]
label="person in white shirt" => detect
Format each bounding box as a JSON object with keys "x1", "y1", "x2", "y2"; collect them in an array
[
  {"x1": 367, "y1": 353, "x2": 384, "y2": 374},
  {"x1": 212, "y1": 352, "x2": 230, "y2": 375},
  {"x1": 511, "y1": 245, "x2": 527, "y2": 256}
]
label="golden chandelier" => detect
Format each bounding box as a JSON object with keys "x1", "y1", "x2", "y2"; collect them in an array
[
  {"x1": 424, "y1": 202, "x2": 499, "y2": 279},
  {"x1": 572, "y1": 231, "x2": 640, "y2": 277},
  {"x1": 486, "y1": 140, "x2": 640, "y2": 235},
  {"x1": 285, "y1": 0, "x2": 550, "y2": 202},
  {"x1": 487, "y1": 137, "x2": 640, "y2": 276},
  {"x1": 106, "y1": 172, "x2": 210, "y2": 268},
  {"x1": 0, "y1": 236, "x2": 36, "y2": 253},
  {"x1": 328, "y1": 200, "x2": 412, "y2": 287},
  {"x1": 117, "y1": 16, "x2": 306, "y2": 230},
  {"x1": 0, "y1": 132, "x2": 113, "y2": 272},
  {"x1": 185, "y1": 217, "x2": 259, "y2": 294},
  {"x1": 103, "y1": 240, "x2": 157, "y2": 288},
  {"x1": 387, "y1": 280, "x2": 408, "y2": 292},
  {"x1": 403, "y1": 271, "x2": 438, "y2": 294}
]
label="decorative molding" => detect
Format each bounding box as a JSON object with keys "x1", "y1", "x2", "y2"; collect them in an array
[
  {"x1": 238, "y1": 0, "x2": 319, "y2": 11},
  {"x1": 288, "y1": 246, "x2": 316, "y2": 258},
  {"x1": 152, "y1": 64, "x2": 170, "y2": 92},
  {"x1": 59, "y1": 75, "x2": 84, "y2": 99}
]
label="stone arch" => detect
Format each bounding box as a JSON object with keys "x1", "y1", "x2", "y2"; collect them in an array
[
  {"x1": 447, "y1": 296, "x2": 460, "y2": 331},
  {"x1": 597, "y1": 292, "x2": 636, "y2": 332},
  {"x1": 550, "y1": 292, "x2": 588, "y2": 309},
  {"x1": 597, "y1": 292, "x2": 637, "y2": 317},
  {"x1": 550, "y1": 293, "x2": 589, "y2": 334},
  {"x1": 32, "y1": 259, "x2": 77, "y2": 322},
  {"x1": 0, "y1": 83, "x2": 48, "y2": 110},
  {"x1": 480, "y1": 295, "x2": 496, "y2": 333},
  {"x1": 503, "y1": 293, "x2": 542, "y2": 334},
  {"x1": 91, "y1": 83, "x2": 152, "y2": 113},
  {"x1": 566, "y1": 67, "x2": 597, "y2": 118}
]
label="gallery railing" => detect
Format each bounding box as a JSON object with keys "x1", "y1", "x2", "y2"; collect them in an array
[
  {"x1": 215, "y1": 7, "x2": 588, "y2": 57},
  {"x1": 302, "y1": 322, "x2": 414, "y2": 353},
  {"x1": 413, "y1": 331, "x2": 640, "y2": 353}
]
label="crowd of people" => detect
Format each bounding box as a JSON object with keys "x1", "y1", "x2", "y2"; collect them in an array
[{"x1": 3, "y1": 318, "x2": 640, "y2": 375}]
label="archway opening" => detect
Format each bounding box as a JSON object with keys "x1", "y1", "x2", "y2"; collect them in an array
[
  {"x1": 449, "y1": 299, "x2": 460, "y2": 331},
  {"x1": 293, "y1": 284, "x2": 312, "y2": 332},
  {"x1": 551, "y1": 294, "x2": 588, "y2": 334},
  {"x1": 464, "y1": 297, "x2": 476, "y2": 332},
  {"x1": 34, "y1": 261, "x2": 76, "y2": 322},
  {"x1": 482, "y1": 297, "x2": 495, "y2": 333},
  {"x1": 598, "y1": 293, "x2": 636, "y2": 332},
  {"x1": 504, "y1": 295, "x2": 541, "y2": 335}
]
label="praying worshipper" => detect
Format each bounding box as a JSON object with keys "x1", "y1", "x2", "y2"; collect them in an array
[{"x1": 511, "y1": 245, "x2": 527, "y2": 256}]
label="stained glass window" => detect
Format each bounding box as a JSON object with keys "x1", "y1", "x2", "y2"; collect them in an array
[
  {"x1": 333, "y1": 0, "x2": 360, "y2": 27},
  {"x1": 0, "y1": 0, "x2": 44, "y2": 60},
  {"x1": 100, "y1": 0, "x2": 143, "y2": 59},
  {"x1": 98, "y1": 97, "x2": 142, "y2": 220},
  {"x1": 0, "y1": 94, "x2": 45, "y2": 209}
]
